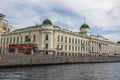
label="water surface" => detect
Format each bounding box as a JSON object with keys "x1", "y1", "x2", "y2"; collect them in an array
[{"x1": 0, "y1": 63, "x2": 120, "y2": 80}]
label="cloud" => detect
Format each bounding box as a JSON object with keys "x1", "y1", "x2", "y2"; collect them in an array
[
  {"x1": 0, "y1": 0, "x2": 120, "y2": 41},
  {"x1": 104, "y1": 33, "x2": 120, "y2": 42}
]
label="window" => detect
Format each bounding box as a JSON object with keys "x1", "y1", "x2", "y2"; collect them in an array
[
  {"x1": 46, "y1": 34, "x2": 48, "y2": 40},
  {"x1": 65, "y1": 36, "x2": 67, "y2": 43},
  {"x1": 92, "y1": 47, "x2": 94, "y2": 52},
  {"x1": 45, "y1": 44, "x2": 48, "y2": 49},
  {"x1": 72, "y1": 46, "x2": 74, "y2": 51},
  {"x1": 78, "y1": 39, "x2": 80, "y2": 44},
  {"x1": 69, "y1": 46, "x2": 71, "y2": 50},
  {"x1": 58, "y1": 35, "x2": 60, "y2": 42},
  {"x1": 86, "y1": 41, "x2": 88, "y2": 45},
  {"x1": 46, "y1": 51, "x2": 48, "y2": 55},
  {"x1": 57, "y1": 52, "x2": 59, "y2": 55},
  {"x1": 61, "y1": 36, "x2": 63, "y2": 42},
  {"x1": 75, "y1": 47, "x2": 77, "y2": 51},
  {"x1": 81, "y1": 47, "x2": 82, "y2": 51},
  {"x1": 75, "y1": 39, "x2": 77, "y2": 44},
  {"x1": 61, "y1": 45, "x2": 63, "y2": 50},
  {"x1": 78, "y1": 47, "x2": 80, "y2": 51},
  {"x1": 13, "y1": 37, "x2": 15, "y2": 43},
  {"x1": 21, "y1": 36, "x2": 22, "y2": 43},
  {"x1": 69, "y1": 37, "x2": 71, "y2": 43},
  {"x1": 7, "y1": 38, "x2": 9, "y2": 43},
  {"x1": 83, "y1": 40, "x2": 85, "y2": 45},
  {"x1": 25, "y1": 35, "x2": 31, "y2": 42},
  {"x1": 72, "y1": 38, "x2": 74, "y2": 44},
  {"x1": 4, "y1": 38, "x2": 5, "y2": 44},
  {"x1": 1, "y1": 39, "x2": 2, "y2": 44},
  {"x1": 17, "y1": 37, "x2": 19, "y2": 43},
  {"x1": 65, "y1": 45, "x2": 67, "y2": 50},
  {"x1": 56, "y1": 45, "x2": 59, "y2": 50},
  {"x1": 33, "y1": 34, "x2": 36, "y2": 41},
  {"x1": 10, "y1": 38, "x2": 12, "y2": 43},
  {"x1": 81, "y1": 40, "x2": 82, "y2": 45}
]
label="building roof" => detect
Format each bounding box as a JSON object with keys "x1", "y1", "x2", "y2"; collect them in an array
[
  {"x1": 117, "y1": 41, "x2": 120, "y2": 44},
  {"x1": 42, "y1": 19, "x2": 52, "y2": 25},
  {"x1": 80, "y1": 23, "x2": 90, "y2": 29}
]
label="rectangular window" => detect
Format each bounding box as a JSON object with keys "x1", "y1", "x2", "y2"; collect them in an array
[
  {"x1": 46, "y1": 34, "x2": 48, "y2": 40},
  {"x1": 61, "y1": 45, "x2": 63, "y2": 50},
  {"x1": 4, "y1": 38, "x2": 5, "y2": 44},
  {"x1": 75, "y1": 47, "x2": 77, "y2": 51},
  {"x1": 72, "y1": 46, "x2": 74, "y2": 51},
  {"x1": 17, "y1": 37, "x2": 19, "y2": 43},
  {"x1": 83, "y1": 40, "x2": 85, "y2": 44},
  {"x1": 81, "y1": 47, "x2": 82, "y2": 51},
  {"x1": 61, "y1": 36, "x2": 63, "y2": 42},
  {"x1": 10, "y1": 38, "x2": 12, "y2": 43},
  {"x1": 72, "y1": 38, "x2": 74, "y2": 44},
  {"x1": 7, "y1": 38, "x2": 9, "y2": 43},
  {"x1": 81, "y1": 40, "x2": 82, "y2": 45},
  {"x1": 69, "y1": 37, "x2": 71, "y2": 43},
  {"x1": 25, "y1": 35, "x2": 31, "y2": 42},
  {"x1": 78, "y1": 47, "x2": 80, "y2": 51},
  {"x1": 65, "y1": 36, "x2": 67, "y2": 43},
  {"x1": 13, "y1": 37, "x2": 15, "y2": 43},
  {"x1": 86, "y1": 41, "x2": 88, "y2": 45},
  {"x1": 45, "y1": 44, "x2": 48, "y2": 49},
  {"x1": 58, "y1": 35, "x2": 60, "y2": 42},
  {"x1": 1, "y1": 39, "x2": 2, "y2": 44},
  {"x1": 75, "y1": 39, "x2": 77, "y2": 44},
  {"x1": 21, "y1": 36, "x2": 22, "y2": 43},
  {"x1": 56, "y1": 45, "x2": 59, "y2": 50},
  {"x1": 65, "y1": 45, "x2": 67, "y2": 50},
  {"x1": 69, "y1": 46, "x2": 71, "y2": 50},
  {"x1": 33, "y1": 34, "x2": 36, "y2": 41},
  {"x1": 78, "y1": 39, "x2": 80, "y2": 44}
]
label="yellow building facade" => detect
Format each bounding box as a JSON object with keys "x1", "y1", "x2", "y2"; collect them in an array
[
  {"x1": 0, "y1": 18, "x2": 120, "y2": 56},
  {"x1": 0, "y1": 14, "x2": 10, "y2": 33}
]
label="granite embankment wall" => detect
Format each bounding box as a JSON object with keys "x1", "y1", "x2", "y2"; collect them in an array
[{"x1": 0, "y1": 54, "x2": 120, "y2": 67}]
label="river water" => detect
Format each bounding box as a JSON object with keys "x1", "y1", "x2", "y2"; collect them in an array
[{"x1": 0, "y1": 63, "x2": 120, "y2": 80}]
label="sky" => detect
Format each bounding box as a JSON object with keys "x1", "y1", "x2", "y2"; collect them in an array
[{"x1": 0, "y1": 0, "x2": 120, "y2": 42}]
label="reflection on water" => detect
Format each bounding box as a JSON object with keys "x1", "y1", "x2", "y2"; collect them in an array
[{"x1": 0, "y1": 63, "x2": 120, "y2": 80}]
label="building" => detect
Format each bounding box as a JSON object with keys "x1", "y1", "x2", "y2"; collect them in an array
[
  {"x1": 0, "y1": 16, "x2": 120, "y2": 56},
  {"x1": 0, "y1": 14, "x2": 10, "y2": 33}
]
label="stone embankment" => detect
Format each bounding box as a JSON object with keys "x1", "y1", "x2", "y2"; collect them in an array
[{"x1": 0, "y1": 54, "x2": 120, "y2": 67}]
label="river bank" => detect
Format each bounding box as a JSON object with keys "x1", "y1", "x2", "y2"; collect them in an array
[{"x1": 0, "y1": 54, "x2": 120, "y2": 68}]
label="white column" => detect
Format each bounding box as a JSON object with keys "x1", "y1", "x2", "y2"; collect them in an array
[
  {"x1": 97, "y1": 42, "x2": 99, "y2": 53},
  {"x1": 41, "y1": 32, "x2": 44, "y2": 49},
  {"x1": 101, "y1": 43, "x2": 102, "y2": 53},
  {"x1": 103, "y1": 43, "x2": 105, "y2": 53},
  {"x1": 95, "y1": 42, "x2": 96, "y2": 53},
  {"x1": 105, "y1": 44, "x2": 107, "y2": 53},
  {"x1": 50, "y1": 32, "x2": 53, "y2": 49}
]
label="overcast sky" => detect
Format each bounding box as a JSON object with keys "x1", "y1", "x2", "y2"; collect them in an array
[{"x1": 0, "y1": 0, "x2": 120, "y2": 42}]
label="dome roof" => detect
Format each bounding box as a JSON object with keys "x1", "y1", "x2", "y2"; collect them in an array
[
  {"x1": 80, "y1": 23, "x2": 89, "y2": 29},
  {"x1": 42, "y1": 19, "x2": 52, "y2": 25}
]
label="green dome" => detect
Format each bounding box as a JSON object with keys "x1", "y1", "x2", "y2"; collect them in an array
[
  {"x1": 42, "y1": 19, "x2": 52, "y2": 25},
  {"x1": 80, "y1": 23, "x2": 90, "y2": 29},
  {"x1": 117, "y1": 41, "x2": 120, "y2": 44}
]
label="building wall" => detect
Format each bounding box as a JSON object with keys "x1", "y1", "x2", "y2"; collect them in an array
[{"x1": 0, "y1": 24, "x2": 120, "y2": 56}]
